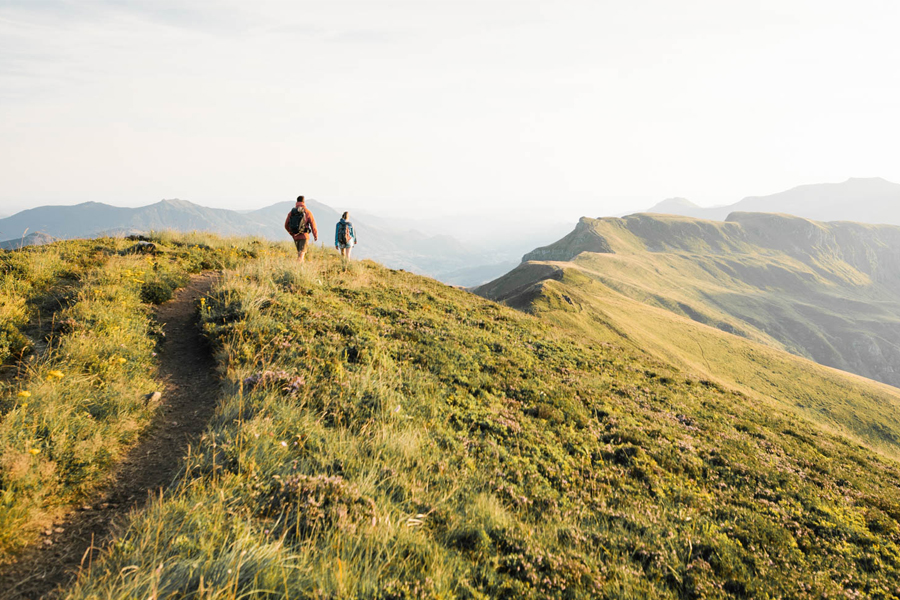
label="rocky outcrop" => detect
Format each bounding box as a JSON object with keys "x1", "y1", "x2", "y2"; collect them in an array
[{"x1": 522, "y1": 218, "x2": 614, "y2": 262}]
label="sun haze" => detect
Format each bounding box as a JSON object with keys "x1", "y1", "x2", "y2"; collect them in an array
[{"x1": 2, "y1": 0, "x2": 899, "y2": 219}]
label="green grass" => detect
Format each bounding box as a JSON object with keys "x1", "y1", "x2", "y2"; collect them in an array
[
  {"x1": 478, "y1": 214, "x2": 900, "y2": 460},
  {"x1": 525, "y1": 267, "x2": 900, "y2": 461},
  {"x1": 514, "y1": 214, "x2": 900, "y2": 390},
  {"x1": 0, "y1": 240, "x2": 108, "y2": 365},
  {"x1": 0, "y1": 233, "x2": 263, "y2": 560},
  {"x1": 66, "y1": 246, "x2": 900, "y2": 599}
]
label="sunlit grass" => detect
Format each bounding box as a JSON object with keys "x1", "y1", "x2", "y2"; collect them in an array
[
  {"x1": 67, "y1": 246, "x2": 900, "y2": 599},
  {"x1": 0, "y1": 232, "x2": 283, "y2": 560}
]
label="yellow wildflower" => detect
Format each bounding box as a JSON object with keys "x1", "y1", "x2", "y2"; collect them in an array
[
  {"x1": 17, "y1": 390, "x2": 31, "y2": 398},
  {"x1": 117, "y1": 357, "x2": 127, "y2": 364},
  {"x1": 47, "y1": 370, "x2": 64, "y2": 379},
  {"x1": 28, "y1": 448, "x2": 40, "y2": 455}
]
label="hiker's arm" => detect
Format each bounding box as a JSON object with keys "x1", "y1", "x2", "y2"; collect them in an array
[
  {"x1": 335, "y1": 223, "x2": 340, "y2": 248},
  {"x1": 284, "y1": 213, "x2": 292, "y2": 235},
  {"x1": 308, "y1": 212, "x2": 318, "y2": 241}
]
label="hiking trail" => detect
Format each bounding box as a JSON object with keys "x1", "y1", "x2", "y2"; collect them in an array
[{"x1": 0, "y1": 274, "x2": 221, "y2": 600}]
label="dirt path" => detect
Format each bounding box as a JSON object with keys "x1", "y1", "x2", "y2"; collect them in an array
[{"x1": 0, "y1": 274, "x2": 221, "y2": 600}]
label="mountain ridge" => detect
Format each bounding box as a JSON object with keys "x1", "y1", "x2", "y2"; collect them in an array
[
  {"x1": 643, "y1": 177, "x2": 900, "y2": 225},
  {"x1": 480, "y1": 211, "x2": 900, "y2": 393}
]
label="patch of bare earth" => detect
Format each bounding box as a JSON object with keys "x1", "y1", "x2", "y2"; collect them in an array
[{"x1": 0, "y1": 273, "x2": 221, "y2": 599}]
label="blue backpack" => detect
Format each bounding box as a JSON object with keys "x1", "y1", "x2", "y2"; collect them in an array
[{"x1": 339, "y1": 222, "x2": 352, "y2": 245}]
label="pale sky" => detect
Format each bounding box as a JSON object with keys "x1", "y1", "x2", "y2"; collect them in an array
[{"x1": 2, "y1": 0, "x2": 899, "y2": 220}]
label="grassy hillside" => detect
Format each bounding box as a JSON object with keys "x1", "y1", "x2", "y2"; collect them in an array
[
  {"x1": 0, "y1": 234, "x2": 256, "y2": 560},
  {"x1": 63, "y1": 245, "x2": 900, "y2": 599},
  {"x1": 488, "y1": 263, "x2": 900, "y2": 459},
  {"x1": 501, "y1": 213, "x2": 900, "y2": 390}
]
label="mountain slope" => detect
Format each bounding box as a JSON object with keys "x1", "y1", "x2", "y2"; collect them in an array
[
  {"x1": 477, "y1": 213, "x2": 900, "y2": 457},
  {"x1": 58, "y1": 246, "x2": 900, "y2": 599},
  {"x1": 0, "y1": 232, "x2": 56, "y2": 251},
  {"x1": 643, "y1": 177, "x2": 900, "y2": 225}
]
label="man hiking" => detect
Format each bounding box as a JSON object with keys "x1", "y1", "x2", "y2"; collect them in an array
[
  {"x1": 284, "y1": 195, "x2": 318, "y2": 262},
  {"x1": 335, "y1": 211, "x2": 357, "y2": 260}
]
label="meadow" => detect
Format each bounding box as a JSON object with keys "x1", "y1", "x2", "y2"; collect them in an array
[
  {"x1": 0, "y1": 234, "x2": 257, "y2": 559},
  {"x1": 47, "y1": 239, "x2": 900, "y2": 599}
]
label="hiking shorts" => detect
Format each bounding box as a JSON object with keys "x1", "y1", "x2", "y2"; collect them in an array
[{"x1": 293, "y1": 237, "x2": 309, "y2": 254}]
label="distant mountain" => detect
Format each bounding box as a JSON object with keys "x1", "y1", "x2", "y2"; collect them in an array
[
  {"x1": 643, "y1": 197, "x2": 720, "y2": 219},
  {"x1": 0, "y1": 199, "x2": 266, "y2": 240},
  {"x1": 731, "y1": 177, "x2": 900, "y2": 224},
  {"x1": 642, "y1": 177, "x2": 900, "y2": 225},
  {"x1": 0, "y1": 199, "x2": 546, "y2": 286},
  {"x1": 0, "y1": 232, "x2": 56, "y2": 251}
]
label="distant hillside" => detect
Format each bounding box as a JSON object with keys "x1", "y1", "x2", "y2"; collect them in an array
[
  {"x1": 643, "y1": 197, "x2": 716, "y2": 219},
  {"x1": 0, "y1": 232, "x2": 56, "y2": 251},
  {"x1": 0, "y1": 200, "x2": 266, "y2": 240},
  {"x1": 0, "y1": 200, "x2": 520, "y2": 286},
  {"x1": 643, "y1": 177, "x2": 900, "y2": 225},
  {"x1": 480, "y1": 212, "x2": 900, "y2": 396}
]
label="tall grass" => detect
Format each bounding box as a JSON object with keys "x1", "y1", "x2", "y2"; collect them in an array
[
  {"x1": 68, "y1": 249, "x2": 900, "y2": 599},
  {"x1": 0, "y1": 250, "x2": 161, "y2": 557},
  {"x1": 0, "y1": 240, "x2": 105, "y2": 364},
  {"x1": 0, "y1": 233, "x2": 277, "y2": 561}
]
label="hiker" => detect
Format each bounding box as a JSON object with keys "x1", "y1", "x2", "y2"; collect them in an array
[
  {"x1": 284, "y1": 195, "x2": 318, "y2": 262},
  {"x1": 335, "y1": 211, "x2": 357, "y2": 260}
]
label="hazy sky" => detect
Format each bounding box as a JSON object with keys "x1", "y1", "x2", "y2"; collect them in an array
[{"x1": 2, "y1": 0, "x2": 899, "y2": 220}]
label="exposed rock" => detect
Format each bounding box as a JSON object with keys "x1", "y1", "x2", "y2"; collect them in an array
[{"x1": 120, "y1": 241, "x2": 157, "y2": 255}]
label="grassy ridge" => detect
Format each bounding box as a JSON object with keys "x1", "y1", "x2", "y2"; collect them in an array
[
  {"x1": 512, "y1": 214, "x2": 900, "y2": 389},
  {"x1": 0, "y1": 234, "x2": 258, "y2": 560},
  {"x1": 69, "y1": 248, "x2": 900, "y2": 599},
  {"x1": 519, "y1": 266, "x2": 900, "y2": 461}
]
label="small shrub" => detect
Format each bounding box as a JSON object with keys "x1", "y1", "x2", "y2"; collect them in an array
[
  {"x1": 257, "y1": 474, "x2": 377, "y2": 542},
  {"x1": 0, "y1": 322, "x2": 32, "y2": 364}
]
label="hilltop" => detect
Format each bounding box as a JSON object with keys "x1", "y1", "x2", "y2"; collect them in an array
[
  {"x1": 644, "y1": 177, "x2": 900, "y2": 225},
  {"x1": 0, "y1": 200, "x2": 561, "y2": 287},
  {"x1": 0, "y1": 232, "x2": 56, "y2": 251},
  {"x1": 1, "y1": 234, "x2": 899, "y2": 598}
]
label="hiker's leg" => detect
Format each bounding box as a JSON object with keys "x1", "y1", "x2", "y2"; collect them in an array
[{"x1": 295, "y1": 238, "x2": 308, "y2": 262}]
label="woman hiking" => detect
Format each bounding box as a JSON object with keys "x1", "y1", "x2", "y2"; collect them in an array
[{"x1": 335, "y1": 211, "x2": 357, "y2": 260}]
